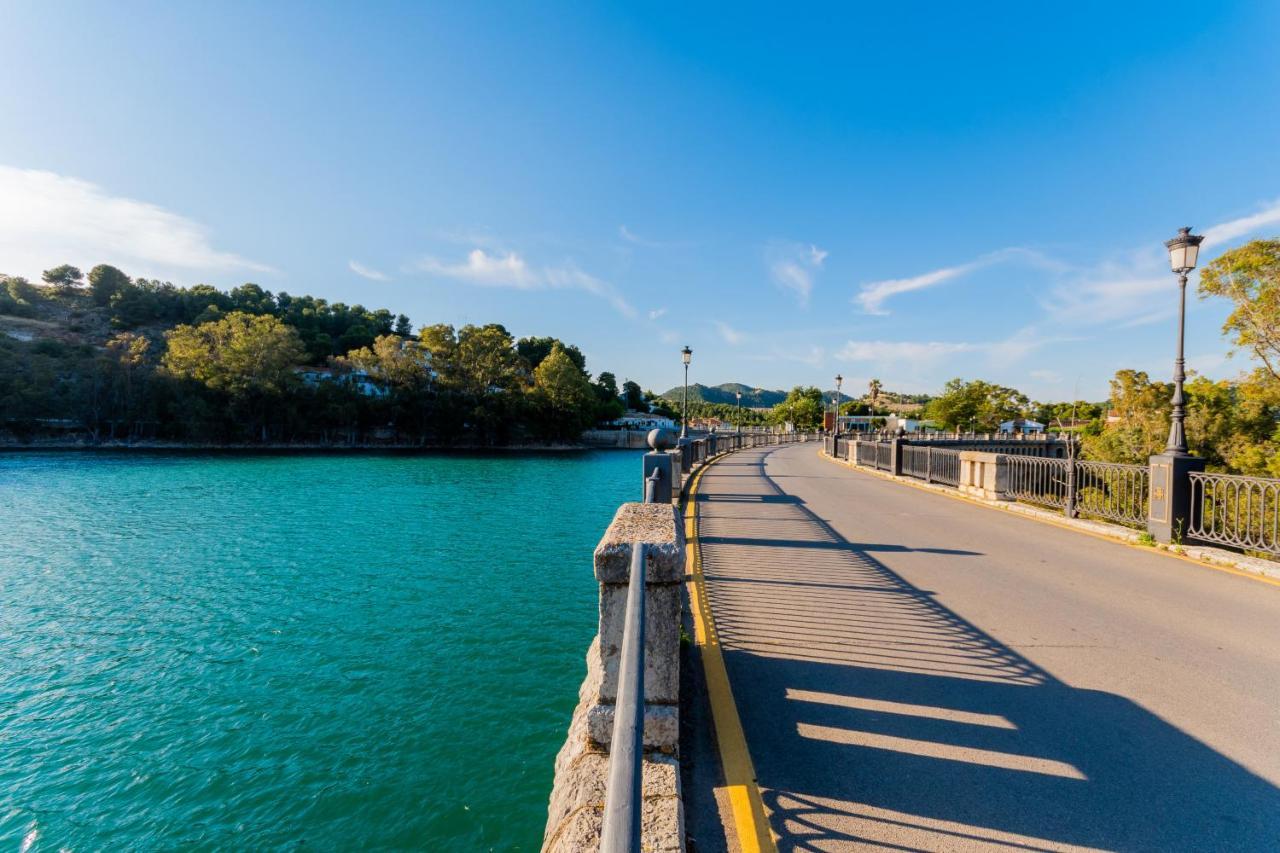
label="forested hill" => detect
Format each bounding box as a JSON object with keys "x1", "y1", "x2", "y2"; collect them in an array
[
  {"x1": 658, "y1": 383, "x2": 787, "y2": 407},
  {"x1": 0, "y1": 264, "x2": 629, "y2": 446}
]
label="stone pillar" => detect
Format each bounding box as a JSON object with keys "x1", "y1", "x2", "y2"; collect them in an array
[
  {"x1": 889, "y1": 439, "x2": 905, "y2": 476},
  {"x1": 643, "y1": 451, "x2": 673, "y2": 504},
  {"x1": 1147, "y1": 453, "x2": 1205, "y2": 544},
  {"x1": 543, "y1": 503, "x2": 686, "y2": 852},
  {"x1": 959, "y1": 451, "x2": 1009, "y2": 500}
]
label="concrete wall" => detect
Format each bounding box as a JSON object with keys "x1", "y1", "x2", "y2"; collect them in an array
[
  {"x1": 581, "y1": 429, "x2": 652, "y2": 449},
  {"x1": 542, "y1": 503, "x2": 687, "y2": 853}
]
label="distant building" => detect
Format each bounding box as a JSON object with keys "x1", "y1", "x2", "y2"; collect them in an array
[
  {"x1": 297, "y1": 367, "x2": 389, "y2": 397},
  {"x1": 999, "y1": 418, "x2": 1045, "y2": 434},
  {"x1": 610, "y1": 412, "x2": 677, "y2": 431}
]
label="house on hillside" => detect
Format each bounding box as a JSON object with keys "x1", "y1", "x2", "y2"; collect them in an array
[
  {"x1": 999, "y1": 418, "x2": 1045, "y2": 434},
  {"x1": 297, "y1": 367, "x2": 389, "y2": 397}
]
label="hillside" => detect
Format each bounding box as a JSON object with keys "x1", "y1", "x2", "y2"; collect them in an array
[{"x1": 658, "y1": 382, "x2": 788, "y2": 408}]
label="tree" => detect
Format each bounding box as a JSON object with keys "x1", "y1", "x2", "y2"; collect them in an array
[
  {"x1": 622, "y1": 380, "x2": 645, "y2": 411},
  {"x1": 336, "y1": 334, "x2": 433, "y2": 393},
  {"x1": 394, "y1": 314, "x2": 413, "y2": 337},
  {"x1": 517, "y1": 336, "x2": 586, "y2": 374},
  {"x1": 89, "y1": 264, "x2": 130, "y2": 306},
  {"x1": 868, "y1": 378, "x2": 883, "y2": 410},
  {"x1": 0, "y1": 276, "x2": 39, "y2": 317},
  {"x1": 104, "y1": 332, "x2": 151, "y2": 439},
  {"x1": 162, "y1": 311, "x2": 305, "y2": 397},
  {"x1": 42, "y1": 264, "x2": 84, "y2": 293},
  {"x1": 1081, "y1": 370, "x2": 1170, "y2": 463},
  {"x1": 768, "y1": 386, "x2": 825, "y2": 430},
  {"x1": 531, "y1": 344, "x2": 596, "y2": 439},
  {"x1": 1199, "y1": 239, "x2": 1280, "y2": 385},
  {"x1": 926, "y1": 379, "x2": 1028, "y2": 430}
]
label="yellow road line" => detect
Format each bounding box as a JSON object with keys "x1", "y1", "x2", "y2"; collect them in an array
[
  {"x1": 685, "y1": 459, "x2": 779, "y2": 853},
  {"x1": 816, "y1": 449, "x2": 1280, "y2": 590}
]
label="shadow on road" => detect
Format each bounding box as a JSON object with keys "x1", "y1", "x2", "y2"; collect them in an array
[{"x1": 698, "y1": 449, "x2": 1280, "y2": 852}]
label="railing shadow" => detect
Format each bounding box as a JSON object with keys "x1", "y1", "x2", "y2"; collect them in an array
[{"x1": 697, "y1": 447, "x2": 1280, "y2": 851}]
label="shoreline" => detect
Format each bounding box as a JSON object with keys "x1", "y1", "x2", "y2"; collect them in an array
[{"x1": 0, "y1": 439, "x2": 631, "y2": 455}]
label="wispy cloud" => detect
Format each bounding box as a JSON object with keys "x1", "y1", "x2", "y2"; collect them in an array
[
  {"x1": 0, "y1": 164, "x2": 270, "y2": 281},
  {"x1": 746, "y1": 345, "x2": 826, "y2": 368},
  {"x1": 414, "y1": 247, "x2": 635, "y2": 317},
  {"x1": 836, "y1": 327, "x2": 1059, "y2": 366},
  {"x1": 855, "y1": 248, "x2": 1061, "y2": 315},
  {"x1": 1202, "y1": 198, "x2": 1280, "y2": 247},
  {"x1": 619, "y1": 225, "x2": 692, "y2": 249},
  {"x1": 648, "y1": 307, "x2": 668, "y2": 320},
  {"x1": 767, "y1": 241, "x2": 827, "y2": 307},
  {"x1": 715, "y1": 321, "x2": 747, "y2": 345},
  {"x1": 348, "y1": 260, "x2": 388, "y2": 281}
]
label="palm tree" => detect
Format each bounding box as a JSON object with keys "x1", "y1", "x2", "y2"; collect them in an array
[{"x1": 868, "y1": 378, "x2": 882, "y2": 411}]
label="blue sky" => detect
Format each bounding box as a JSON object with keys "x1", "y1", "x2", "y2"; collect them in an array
[{"x1": 3, "y1": 2, "x2": 1280, "y2": 401}]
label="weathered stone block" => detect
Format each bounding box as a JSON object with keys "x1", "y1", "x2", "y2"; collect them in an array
[
  {"x1": 598, "y1": 582, "x2": 681, "y2": 704},
  {"x1": 586, "y1": 703, "x2": 679, "y2": 751},
  {"x1": 594, "y1": 503, "x2": 685, "y2": 584}
]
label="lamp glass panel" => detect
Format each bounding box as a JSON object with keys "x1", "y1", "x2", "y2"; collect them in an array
[
  {"x1": 1169, "y1": 245, "x2": 1187, "y2": 271},
  {"x1": 1185, "y1": 242, "x2": 1199, "y2": 269}
]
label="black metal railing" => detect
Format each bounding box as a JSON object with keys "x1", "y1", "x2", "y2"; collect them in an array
[
  {"x1": 1188, "y1": 471, "x2": 1280, "y2": 555},
  {"x1": 1002, "y1": 455, "x2": 1070, "y2": 509},
  {"x1": 1076, "y1": 460, "x2": 1149, "y2": 526},
  {"x1": 875, "y1": 442, "x2": 892, "y2": 471},
  {"x1": 899, "y1": 445, "x2": 961, "y2": 486},
  {"x1": 600, "y1": 542, "x2": 648, "y2": 853}
]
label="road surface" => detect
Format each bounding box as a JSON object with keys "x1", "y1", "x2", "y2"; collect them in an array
[{"x1": 693, "y1": 443, "x2": 1280, "y2": 852}]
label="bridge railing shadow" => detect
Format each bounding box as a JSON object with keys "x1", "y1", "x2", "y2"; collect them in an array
[{"x1": 696, "y1": 447, "x2": 1280, "y2": 851}]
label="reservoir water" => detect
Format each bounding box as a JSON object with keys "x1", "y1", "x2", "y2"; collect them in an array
[{"x1": 0, "y1": 450, "x2": 635, "y2": 850}]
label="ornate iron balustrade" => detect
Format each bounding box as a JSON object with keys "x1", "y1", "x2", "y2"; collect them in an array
[
  {"x1": 901, "y1": 445, "x2": 929, "y2": 479},
  {"x1": 1076, "y1": 460, "x2": 1149, "y2": 527},
  {"x1": 1188, "y1": 471, "x2": 1280, "y2": 555},
  {"x1": 1003, "y1": 455, "x2": 1070, "y2": 509},
  {"x1": 855, "y1": 441, "x2": 877, "y2": 467}
]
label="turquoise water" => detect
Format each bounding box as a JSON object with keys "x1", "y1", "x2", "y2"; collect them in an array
[{"x1": 0, "y1": 451, "x2": 636, "y2": 850}]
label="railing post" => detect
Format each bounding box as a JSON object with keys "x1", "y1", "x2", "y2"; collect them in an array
[
  {"x1": 925, "y1": 447, "x2": 933, "y2": 484},
  {"x1": 889, "y1": 437, "x2": 904, "y2": 477},
  {"x1": 1064, "y1": 440, "x2": 1078, "y2": 519},
  {"x1": 1147, "y1": 452, "x2": 1205, "y2": 544}
]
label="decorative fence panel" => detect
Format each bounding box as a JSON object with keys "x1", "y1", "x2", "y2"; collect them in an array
[
  {"x1": 1188, "y1": 471, "x2": 1280, "y2": 555},
  {"x1": 875, "y1": 442, "x2": 892, "y2": 471},
  {"x1": 1076, "y1": 461, "x2": 1148, "y2": 527},
  {"x1": 1003, "y1": 456, "x2": 1070, "y2": 509},
  {"x1": 902, "y1": 446, "x2": 929, "y2": 480},
  {"x1": 928, "y1": 448, "x2": 961, "y2": 486}
]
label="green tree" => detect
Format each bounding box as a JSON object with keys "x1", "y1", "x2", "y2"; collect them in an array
[
  {"x1": 42, "y1": 264, "x2": 84, "y2": 293},
  {"x1": 161, "y1": 312, "x2": 306, "y2": 442},
  {"x1": 0, "y1": 275, "x2": 40, "y2": 317},
  {"x1": 517, "y1": 335, "x2": 586, "y2": 374},
  {"x1": 531, "y1": 344, "x2": 596, "y2": 439},
  {"x1": 393, "y1": 314, "x2": 413, "y2": 337},
  {"x1": 768, "y1": 386, "x2": 825, "y2": 430},
  {"x1": 926, "y1": 379, "x2": 1028, "y2": 430},
  {"x1": 1199, "y1": 238, "x2": 1280, "y2": 385},
  {"x1": 1081, "y1": 370, "x2": 1170, "y2": 463},
  {"x1": 622, "y1": 380, "x2": 646, "y2": 411},
  {"x1": 88, "y1": 264, "x2": 130, "y2": 306}
]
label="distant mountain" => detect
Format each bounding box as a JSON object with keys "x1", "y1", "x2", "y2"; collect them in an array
[{"x1": 658, "y1": 383, "x2": 788, "y2": 408}]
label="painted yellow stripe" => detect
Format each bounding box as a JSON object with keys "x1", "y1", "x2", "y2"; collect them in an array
[
  {"x1": 685, "y1": 460, "x2": 779, "y2": 853},
  {"x1": 816, "y1": 448, "x2": 1280, "y2": 590}
]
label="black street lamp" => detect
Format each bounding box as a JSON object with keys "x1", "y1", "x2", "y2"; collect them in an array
[
  {"x1": 1163, "y1": 226, "x2": 1204, "y2": 456},
  {"x1": 680, "y1": 346, "x2": 692, "y2": 438},
  {"x1": 833, "y1": 374, "x2": 843, "y2": 434},
  {"x1": 735, "y1": 390, "x2": 742, "y2": 434}
]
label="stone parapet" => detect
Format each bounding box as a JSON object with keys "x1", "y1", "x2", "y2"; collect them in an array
[
  {"x1": 542, "y1": 502, "x2": 687, "y2": 853},
  {"x1": 958, "y1": 451, "x2": 1010, "y2": 500}
]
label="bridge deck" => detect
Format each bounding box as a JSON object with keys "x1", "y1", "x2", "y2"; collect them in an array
[{"x1": 693, "y1": 443, "x2": 1280, "y2": 852}]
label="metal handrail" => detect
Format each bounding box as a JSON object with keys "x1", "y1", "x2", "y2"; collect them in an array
[
  {"x1": 644, "y1": 468, "x2": 662, "y2": 504},
  {"x1": 600, "y1": 542, "x2": 648, "y2": 853}
]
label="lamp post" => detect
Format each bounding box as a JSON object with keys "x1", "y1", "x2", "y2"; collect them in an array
[
  {"x1": 833, "y1": 374, "x2": 843, "y2": 434},
  {"x1": 1163, "y1": 226, "x2": 1204, "y2": 456},
  {"x1": 735, "y1": 390, "x2": 742, "y2": 434},
  {"x1": 1147, "y1": 226, "x2": 1207, "y2": 544},
  {"x1": 680, "y1": 346, "x2": 692, "y2": 438}
]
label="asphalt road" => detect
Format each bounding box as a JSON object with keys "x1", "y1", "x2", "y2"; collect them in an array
[{"x1": 694, "y1": 444, "x2": 1280, "y2": 852}]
